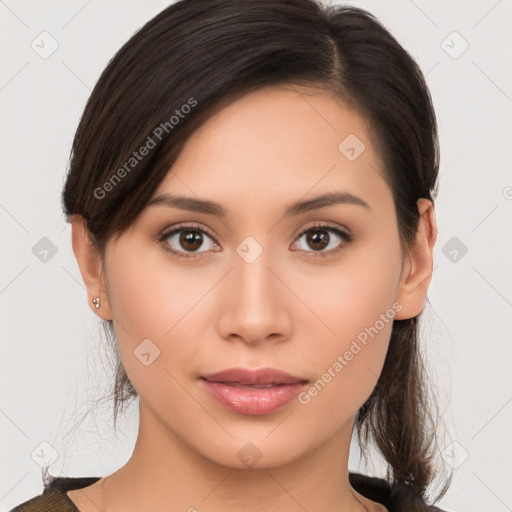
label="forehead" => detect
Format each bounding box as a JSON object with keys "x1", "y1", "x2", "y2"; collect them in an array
[{"x1": 152, "y1": 85, "x2": 390, "y2": 216}]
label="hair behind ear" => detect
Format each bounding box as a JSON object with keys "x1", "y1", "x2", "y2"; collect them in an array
[{"x1": 356, "y1": 316, "x2": 452, "y2": 501}]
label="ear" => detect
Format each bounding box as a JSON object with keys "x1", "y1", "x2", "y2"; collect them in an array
[
  {"x1": 394, "y1": 198, "x2": 437, "y2": 320},
  {"x1": 71, "y1": 215, "x2": 112, "y2": 320}
]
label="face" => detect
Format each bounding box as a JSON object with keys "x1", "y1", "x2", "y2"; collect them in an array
[{"x1": 97, "y1": 85, "x2": 412, "y2": 468}]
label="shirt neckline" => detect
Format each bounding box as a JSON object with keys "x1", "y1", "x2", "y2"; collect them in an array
[{"x1": 46, "y1": 473, "x2": 408, "y2": 511}]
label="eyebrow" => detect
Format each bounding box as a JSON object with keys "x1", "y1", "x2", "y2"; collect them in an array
[{"x1": 147, "y1": 191, "x2": 370, "y2": 218}]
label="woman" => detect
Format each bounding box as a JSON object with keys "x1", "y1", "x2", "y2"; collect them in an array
[{"x1": 12, "y1": 0, "x2": 452, "y2": 510}]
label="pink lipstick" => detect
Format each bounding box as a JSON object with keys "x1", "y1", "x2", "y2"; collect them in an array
[{"x1": 200, "y1": 367, "x2": 308, "y2": 415}]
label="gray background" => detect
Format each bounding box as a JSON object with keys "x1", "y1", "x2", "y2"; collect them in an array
[{"x1": 1, "y1": 1, "x2": 511, "y2": 511}]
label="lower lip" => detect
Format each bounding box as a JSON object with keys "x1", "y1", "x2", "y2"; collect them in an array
[{"x1": 200, "y1": 379, "x2": 308, "y2": 415}]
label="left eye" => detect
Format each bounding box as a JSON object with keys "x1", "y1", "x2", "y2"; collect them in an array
[{"x1": 292, "y1": 225, "x2": 350, "y2": 255}]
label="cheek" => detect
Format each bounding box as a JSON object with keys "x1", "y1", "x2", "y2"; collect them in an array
[
  {"x1": 106, "y1": 263, "x2": 162, "y2": 339},
  {"x1": 302, "y1": 238, "x2": 402, "y2": 343},
  {"x1": 103, "y1": 247, "x2": 215, "y2": 399},
  {"x1": 105, "y1": 240, "x2": 205, "y2": 339},
  {"x1": 295, "y1": 297, "x2": 394, "y2": 433},
  {"x1": 294, "y1": 243, "x2": 402, "y2": 419}
]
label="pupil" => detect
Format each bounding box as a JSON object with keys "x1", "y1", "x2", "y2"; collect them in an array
[
  {"x1": 307, "y1": 230, "x2": 329, "y2": 251},
  {"x1": 180, "y1": 231, "x2": 202, "y2": 251}
]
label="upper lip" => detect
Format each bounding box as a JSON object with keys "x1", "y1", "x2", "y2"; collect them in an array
[{"x1": 201, "y1": 367, "x2": 308, "y2": 386}]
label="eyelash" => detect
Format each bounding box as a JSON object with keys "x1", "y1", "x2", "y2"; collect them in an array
[{"x1": 158, "y1": 222, "x2": 352, "y2": 260}]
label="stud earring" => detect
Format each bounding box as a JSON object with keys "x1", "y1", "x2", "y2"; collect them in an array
[{"x1": 92, "y1": 297, "x2": 101, "y2": 309}]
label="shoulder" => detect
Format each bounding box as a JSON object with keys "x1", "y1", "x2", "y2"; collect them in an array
[
  {"x1": 349, "y1": 472, "x2": 450, "y2": 512},
  {"x1": 12, "y1": 472, "x2": 450, "y2": 512},
  {"x1": 10, "y1": 476, "x2": 101, "y2": 512}
]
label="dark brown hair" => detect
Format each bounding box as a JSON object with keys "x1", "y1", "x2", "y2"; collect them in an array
[{"x1": 62, "y1": 0, "x2": 451, "y2": 503}]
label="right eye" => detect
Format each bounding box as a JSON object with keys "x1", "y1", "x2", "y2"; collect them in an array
[{"x1": 159, "y1": 223, "x2": 220, "y2": 259}]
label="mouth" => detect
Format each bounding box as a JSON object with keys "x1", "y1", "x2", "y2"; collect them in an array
[
  {"x1": 199, "y1": 367, "x2": 309, "y2": 415},
  {"x1": 202, "y1": 381, "x2": 298, "y2": 389}
]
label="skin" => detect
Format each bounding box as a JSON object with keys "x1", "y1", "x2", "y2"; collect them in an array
[{"x1": 69, "y1": 85, "x2": 436, "y2": 512}]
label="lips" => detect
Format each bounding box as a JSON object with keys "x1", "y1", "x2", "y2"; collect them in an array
[
  {"x1": 200, "y1": 367, "x2": 309, "y2": 415},
  {"x1": 201, "y1": 367, "x2": 308, "y2": 386}
]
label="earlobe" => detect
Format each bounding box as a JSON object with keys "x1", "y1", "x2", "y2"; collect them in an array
[
  {"x1": 394, "y1": 198, "x2": 437, "y2": 320},
  {"x1": 71, "y1": 215, "x2": 112, "y2": 320}
]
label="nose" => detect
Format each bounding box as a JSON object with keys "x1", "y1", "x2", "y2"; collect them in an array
[{"x1": 216, "y1": 249, "x2": 293, "y2": 346}]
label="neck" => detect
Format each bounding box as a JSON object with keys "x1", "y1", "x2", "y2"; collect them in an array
[{"x1": 101, "y1": 401, "x2": 370, "y2": 512}]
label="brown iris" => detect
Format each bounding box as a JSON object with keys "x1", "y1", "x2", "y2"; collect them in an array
[
  {"x1": 180, "y1": 230, "x2": 203, "y2": 251},
  {"x1": 306, "y1": 229, "x2": 329, "y2": 251}
]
